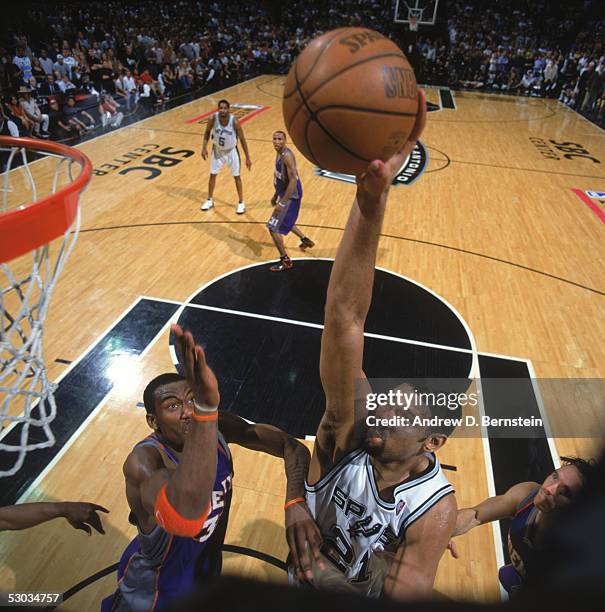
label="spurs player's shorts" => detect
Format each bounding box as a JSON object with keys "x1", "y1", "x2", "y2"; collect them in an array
[{"x1": 210, "y1": 146, "x2": 240, "y2": 176}]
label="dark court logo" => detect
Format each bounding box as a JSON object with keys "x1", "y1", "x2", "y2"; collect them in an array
[
  {"x1": 529, "y1": 138, "x2": 600, "y2": 164},
  {"x1": 315, "y1": 141, "x2": 428, "y2": 187},
  {"x1": 93, "y1": 144, "x2": 195, "y2": 180}
]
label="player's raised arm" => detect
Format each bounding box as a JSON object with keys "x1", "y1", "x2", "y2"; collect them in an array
[
  {"x1": 316, "y1": 91, "x2": 427, "y2": 466},
  {"x1": 201, "y1": 114, "x2": 214, "y2": 159},
  {"x1": 133, "y1": 325, "x2": 219, "y2": 537}
]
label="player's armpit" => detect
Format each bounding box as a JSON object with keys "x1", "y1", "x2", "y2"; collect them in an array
[{"x1": 383, "y1": 493, "x2": 457, "y2": 601}]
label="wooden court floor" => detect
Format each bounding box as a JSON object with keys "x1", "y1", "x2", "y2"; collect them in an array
[{"x1": 1, "y1": 75, "x2": 604, "y2": 609}]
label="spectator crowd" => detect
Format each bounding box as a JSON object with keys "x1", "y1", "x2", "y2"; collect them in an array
[
  {"x1": 1, "y1": 0, "x2": 604, "y2": 145},
  {"x1": 415, "y1": 0, "x2": 605, "y2": 122}
]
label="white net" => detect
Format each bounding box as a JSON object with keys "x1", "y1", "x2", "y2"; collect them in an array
[{"x1": 0, "y1": 140, "x2": 87, "y2": 477}]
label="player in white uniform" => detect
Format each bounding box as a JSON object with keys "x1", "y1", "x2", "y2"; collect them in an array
[
  {"x1": 201, "y1": 99, "x2": 252, "y2": 214},
  {"x1": 284, "y1": 91, "x2": 457, "y2": 601}
]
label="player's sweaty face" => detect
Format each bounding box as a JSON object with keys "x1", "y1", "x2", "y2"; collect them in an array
[
  {"x1": 154, "y1": 380, "x2": 195, "y2": 445},
  {"x1": 218, "y1": 103, "x2": 229, "y2": 117}
]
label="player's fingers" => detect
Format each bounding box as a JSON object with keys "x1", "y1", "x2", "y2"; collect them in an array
[
  {"x1": 183, "y1": 331, "x2": 196, "y2": 377},
  {"x1": 171, "y1": 324, "x2": 187, "y2": 363},
  {"x1": 75, "y1": 522, "x2": 92, "y2": 536},
  {"x1": 447, "y1": 539, "x2": 459, "y2": 559},
  {"x1": 386, "y1": 90, "x2": 427, "y2": 175},
  {"x1": 295, "y1": 528, "x2": 313, "y2": 581},
  {"x1": 307, "y1": 528, "x2": 325, "y2": 570},
  {"x1": 194, "y1": 343, "x2": 208, "y2": 368},
  {"x1": 286, "y1": 529, "x2": 304, "y2": 580},
  {"x1": 88, "y1": 513, "x2": 106, "y2": 534}
]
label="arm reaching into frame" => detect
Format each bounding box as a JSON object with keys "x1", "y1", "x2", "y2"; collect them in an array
[
  {"x1": 0, "y1": 501, "x2": 108, "y2": 534},
  {"x1": 310, "y1": 91, "x2": 428, "y2": 482}
]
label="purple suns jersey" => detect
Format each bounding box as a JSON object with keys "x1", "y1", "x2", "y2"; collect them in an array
[
  {"x1": 499, "y1": 489, "x2": 540, "y2": 594},
  {"x1": 102, "y1": 432, "x2": 233, "y2": 612},
  {"x1": 274, "y1": 148, "x2": 302, "y2": 200}
]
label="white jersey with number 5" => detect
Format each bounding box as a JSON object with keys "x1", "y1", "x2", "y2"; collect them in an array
[
  {"x1": 304, "y1": 450, "x2": 453, "y2": 594},
  {"x1": 212, "y1": 112, "x2": 237, "y2": 155}
]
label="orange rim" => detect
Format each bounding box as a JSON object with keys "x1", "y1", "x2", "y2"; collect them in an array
[{"x1": 0, "y1": 136, "x2": 92, "y2": 263}]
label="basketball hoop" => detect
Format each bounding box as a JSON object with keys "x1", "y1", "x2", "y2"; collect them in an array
[
  {"x1": 409, "y1": 15, "x2": 419, "y2": 31},
  {"x1": 0, "y1": 136, "x2": 92, "y2": 477}
]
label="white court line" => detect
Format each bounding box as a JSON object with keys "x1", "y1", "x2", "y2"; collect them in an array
[
  {"x1": 164, "y1": 257, "x2": 480, "y2": 377},
  {"x1": 183, "y1": 302, "x2": 475, "y2": 355},
  {"x1": 524, "y1": 360, "x2": 561, "y2": 469},
  {"x1": 16, "y1": 296, "x2": 179, "y2": 502},
  {"x1": 474, "y1": 351, "x2": 561, "y2": 469},
  {"x1": 473, "y1": 367, "x2": 508, "y2": 601},
  {"x1": 446, "y1": 89, "x2": 457, "y2": 110},
  {"x1": 0, "y1": 296, "x2": 146, "y2": 444}
]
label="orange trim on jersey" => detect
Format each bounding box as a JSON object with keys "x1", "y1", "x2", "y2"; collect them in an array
[{"x1": 150, "y1": 535, "x2": 174, "y2": 612}]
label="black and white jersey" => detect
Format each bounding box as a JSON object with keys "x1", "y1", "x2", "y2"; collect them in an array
[
  {"x1": 305, "y1": 450, "x2": 453, "y2": 585},
  {"x1": 212, "y1": 112, "x2": 237, "y2": 155}
]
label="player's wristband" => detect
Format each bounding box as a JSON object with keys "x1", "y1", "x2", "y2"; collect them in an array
[
  {"x1": 154, "y1": 483, "x2": 211, "y2": 537},
  {"x1": 192, "y1": 401, "x2": 218, "y2": 422},
  {"x1": 284, "y1": 497, "x2": 305, "y2": 509},
  {"x1": 192, "y1": 411, "x2": 218, "y2": 422},
  {"x1": 193, "y1": 400, "x2": 218, "y2": 413}
]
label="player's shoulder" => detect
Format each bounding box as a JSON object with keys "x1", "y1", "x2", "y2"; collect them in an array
[
  {"x1": 406, "y1": 489, "x2": 457, "y2": 538},
  {"x1": 123, "y1": 443, "x2": 164, "y2": 483}
]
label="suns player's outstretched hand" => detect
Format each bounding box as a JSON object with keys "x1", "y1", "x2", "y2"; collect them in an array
[
  {"x1": 63, "y1": 502, "x2": 109, "y2": 535},
  {"x1": 286, "y1": 500, "x2": 325, "y2": 583},
  {"x1": 171, "y1": 324, "x2": 220, "y2": 409},
  {"x1": 356, "y1": 89, "x2": 427, "y2": 203}
]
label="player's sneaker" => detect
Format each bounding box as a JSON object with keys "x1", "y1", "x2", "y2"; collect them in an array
[
  {"x1": 201, "y1": 198, "x2": 214, "y2": 211},
  {"x1": 236, "y1": 202, "x2": 246, "y2": 214},
  {"x1": 269, "y1": 256, "x2": 293, "y2": 272},
  {"x1": 299, "y1": 237, "x2": 315, "y2": 250}
]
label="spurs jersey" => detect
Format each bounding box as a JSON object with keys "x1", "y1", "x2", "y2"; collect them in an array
[
  {"x1": 212, "y1": 112, "x2": 237, "y2": 155},
  {"x1": 305, "y1": 450, "x2": 453, "y2": 590}
]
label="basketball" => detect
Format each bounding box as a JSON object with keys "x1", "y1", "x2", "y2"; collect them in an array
[{"x1": 283, "y1": 27, "x2": 418, "y2": 175}]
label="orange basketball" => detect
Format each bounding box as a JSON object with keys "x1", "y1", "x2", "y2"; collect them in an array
[{"x1": 283, "y1": 27, "x2": 418, "y2": 175}]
